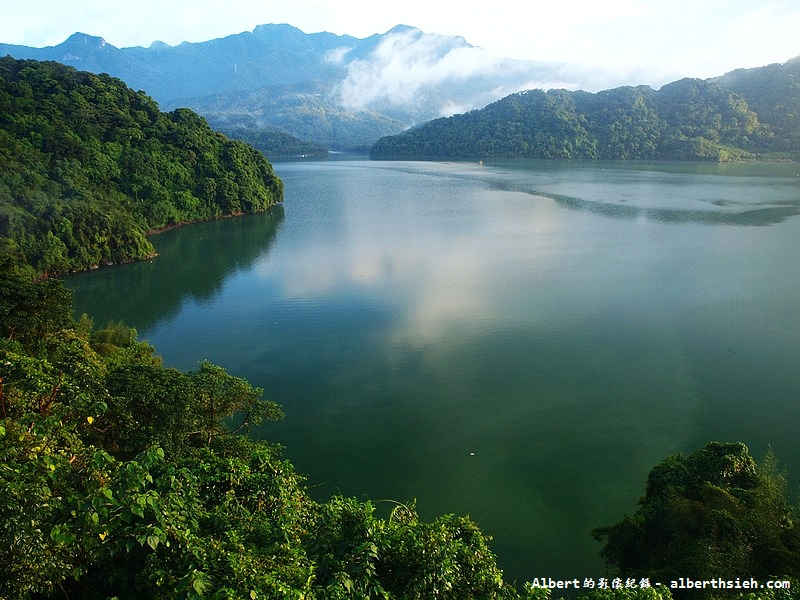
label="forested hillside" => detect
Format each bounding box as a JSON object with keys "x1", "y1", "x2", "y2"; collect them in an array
[
  {"x1": 370, "y1": 77, "x2": 789, "y2": 161},
  {"x1": 713, "y1": 56, "x2": 800, "y2": 155},
  {"x1": 0, "y1": 57, "x2": 283, "y2": 275},
  {"x1": 212, "y1": 122, "x2": 329, "y2": 159}
]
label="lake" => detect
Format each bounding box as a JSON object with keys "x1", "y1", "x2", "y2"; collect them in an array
[{"x1": 66, "y1": 158, "x2": 800, "y2": 584}]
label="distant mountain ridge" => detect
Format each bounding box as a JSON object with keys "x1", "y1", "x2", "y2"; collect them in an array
[
  {"x1": 1, "y1": 27, "x2": 355, "y2": 103},
  {"x1": 0, "y1": 25, "x2": 619, "y2": 150},
  {"x1": 2, "y1": 26, "x2": 798, "y2": 155},
  {"x1": 371, "y1": 58, "x2": 800, "y2": 161}
]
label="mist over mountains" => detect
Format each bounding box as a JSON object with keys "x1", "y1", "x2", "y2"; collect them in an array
[{"x1": 0, "y1": 24, "x2": 650, "y2": 150}]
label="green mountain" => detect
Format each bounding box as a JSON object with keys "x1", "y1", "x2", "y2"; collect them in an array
[
  {"x1": 212, "y1": 119, "x2": 329, "y2": 159},
  {"x1": 0, "y1": 57, "x2": 283, "y2": 275},
  {"x1": 712, "y1": 56, "x2": 800, "y2": 155},
  {"x1": 371, "y1": 61, "x2": 800, "y2": 161}
]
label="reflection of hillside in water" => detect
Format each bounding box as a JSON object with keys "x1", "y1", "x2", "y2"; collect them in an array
[
  {"x1": 66, "y1": 207, "x2": 285, "y2": 330},
  {"x1": 479, "y1": 160, "x2": 800, "y2": 226},
  {"x1": 544, "y1": 193, "x2": 800, "y2": 225}
]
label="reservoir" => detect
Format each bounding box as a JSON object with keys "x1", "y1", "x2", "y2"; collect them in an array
[{"x1": 67, "y1": 159, "x2": 800, "y2": 584}]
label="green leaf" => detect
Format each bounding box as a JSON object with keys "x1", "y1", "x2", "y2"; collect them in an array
[
  {"x1": 189, "y1": 570, "x2": 210, "y2": 594},
  {"x1": 49, "y1": 525, "x2": 75, "y2": 545},
  {"x1": 146, "y1": 534, "x2": 159, "y2": 550}
]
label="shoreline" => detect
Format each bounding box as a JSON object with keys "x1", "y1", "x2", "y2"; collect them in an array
[{"x1": 53, "y1": 204, "x2": 281, "y2": 278}]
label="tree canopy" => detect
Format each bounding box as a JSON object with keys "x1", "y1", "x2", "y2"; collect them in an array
[
  {"x1": 370, "y1": 80, "x2": 781, "y2": 161},
  {"x1": 593, "y1": 442, "x2": 800, "y2": 597},
  {"x1": 215, "y1": 123, "x2": 329, "y2": 159},
  {"x1": 712, "y1": 56, "x2": 800, "y2": 156},
  {"x1": 0, "y1": 57, "x2": 284, "y2": 275}
]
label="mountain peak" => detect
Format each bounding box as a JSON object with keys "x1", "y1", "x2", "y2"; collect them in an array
[
  {"x1": 149, "y1": 40, "x2": 172, "y2": 50},
  {"x1": 252, "y1": 23, "x2": 304, "y2": 35},
  {"x1": 385, "y1": 24, "x2": 420, "y2": 35},
  {"x1": 62, "y1": 32, "x2": 112, "y2": 49}
]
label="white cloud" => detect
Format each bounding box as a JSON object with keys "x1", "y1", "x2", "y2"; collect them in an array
[
  {"x1": 332, "y1": 25, "x2": 682, "y2": 118},
  {"x1": 325, "y1": 46, "x2": 354, "y2": 65},
  {"x1": 337, "y1": 29, "x2": 495, "y2": 111},
  {"x1": 334, "y1": 28, "x2": 602, "y2": 117}
]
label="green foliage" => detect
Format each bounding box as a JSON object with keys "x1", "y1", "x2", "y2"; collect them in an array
[
  {"x1": 0, "y1": 268, "x2": 72, "y2": 351},
  {"x1": 217, "y1": 123, "x2": 329, "y2": 158},
  {"x1": 373, "y1": 503, "x2": 513, "y2": 599},
  {"x1": 593, "y1": 442, "x2": 800, "y2": 597},
  {"x1": 102, "y1": 364, "x2": 197, "y2": 456},
  {"x1": 713, "y1": 57, "x2": 800, "y2": 159},
  {"x1": 0, "y1": 56, "x2": 283, "y2": 275},
  {"x1": 190, "y1": 360, "x2": 284, "y2": 444},
  {"x1": 306, "y1": 498, "x2": 515, "y2": 599},
  {"x1": 0, "y1": 416, "x2": 92, "y2": 597},
  {"x1": 90, "y1": 319, "x2": 158, "y2": 365},
  {"x1": 370, "y1": 81, "x2": 774, "y2": 161}
]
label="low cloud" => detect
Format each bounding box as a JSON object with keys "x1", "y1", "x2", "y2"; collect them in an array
[
  {"x1": 337, "y1": 28, "x2": 502, "y2": 113},
  {"x1": 336, "y1": 28, "x2": 593, "y2": 119},
  {"x1": 334, "y1": 27, "x2": 657, "y2": 123},
  {"x1": 325, "y1": 45, "x2": 353, "y2": 65}
]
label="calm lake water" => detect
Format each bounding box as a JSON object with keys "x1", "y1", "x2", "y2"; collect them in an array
[{"x1": 67, "y1": 159, "x2": 800, "y2": 584}]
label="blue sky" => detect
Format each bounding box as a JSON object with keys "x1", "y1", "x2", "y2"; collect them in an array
[{"x1": 2, "y1": 0, "x2": 799, "y2": 86}]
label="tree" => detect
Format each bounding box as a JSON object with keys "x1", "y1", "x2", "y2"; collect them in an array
[
  {"x1": 306, "y1": 497, "x2": 516, "y2": 599},
  {"x1": 0, "y1": 269, "x2": 72, "y2": 352},
  {"x1": 189, "y1": 360, "x2": 284, "y2": 445},
  {"x1": 593, "y1": 442, "x2": 800, "y2": 594}
]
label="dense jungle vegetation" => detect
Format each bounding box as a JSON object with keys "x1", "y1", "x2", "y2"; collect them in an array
[
  {"x1": 370, "y1": 76, "x2": 799, "y2": 161},
  {"x1": 594, "y1": 442, "x2": 800, "y2": 594},
  {"x1": 214, "y1": 124, "x2": 329, "y2": 159},
  {"x1": 0, "y1": 57, "x2": 283, "y2": 275}
]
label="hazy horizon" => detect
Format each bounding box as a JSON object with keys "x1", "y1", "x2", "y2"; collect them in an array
[{"x1": 3, "y1": 0, "x2": 799, "y2": 92}]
